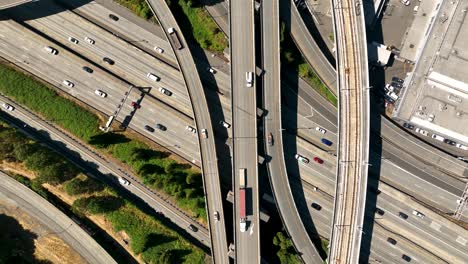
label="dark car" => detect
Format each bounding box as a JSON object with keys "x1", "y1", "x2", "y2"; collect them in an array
[
  {"x1": 443, "y1": 139, "x2": 457, "y2": 145},
  {"x1": 144, "y1": 125, "x2": 155, "y2": 132},
  {"x1": 392, "y1": 76, "x2": 404, "y2": 83},
  {"x1": 82, "y1": 66, "x2": 93, "y2": 73},
  {"x1": 103, "y1": 57, "x2": 115, "y2": 65},
  {"x1": 375, "y1": 208, "x2": 385, "y2": 216},
  {"x1": 156, "y1": 123, "x2": 167, "y2": 131},
  {"x1": 321, "y1": 138, "x2": 333, "y2": 146},
  {"x1": 311, "y1": 202, "x2": 322, "y2": 211},
  {"x1": 188, "y1": 224, "x2": 198, "y2": 232},
  {"x1": 402, "y1": 122, "x2": 414, "y2": 130},
  {"x1": 399, "y1": 212, "x2": 409, "y2": 220},
  {"x1": 392, "y1": 81, "x2": 403, "y2": 89},
  {"x1": 402, "y1": 254, "x2": 412, "y2": 262},
  {"x1": 109, "y1": 14, "x2": 119, "y2": 21},
  {"x1": 387, "y1": 237, "x2": 397, "y2": 245},
  {"x1": 131, "y1": 101, "x2": 141, "y2": 109}
]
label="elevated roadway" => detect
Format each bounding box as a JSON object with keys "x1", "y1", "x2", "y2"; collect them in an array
[
  {"x1": 328, "y1": 0, "x2": 370, "y2": 262},
  {"x1": 0, "y1": 171, "x2": 116, "y2": 264},
  {"x1": 0, "y1": 0, "x2": 32, "y2": 9},
  {"x1": 144, "y1": 0, "x2": 229, "y2": 262},
  {"x1": 229, "y1": 0, "x2": 261, "y2": 262},
  {"x1": 261, "y1": 0, "x2": 322, "y2": 263}
]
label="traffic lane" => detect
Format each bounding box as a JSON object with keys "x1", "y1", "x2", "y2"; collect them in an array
[{"x1": 0, "y1": 173, "x2": 117, "y2": 264}]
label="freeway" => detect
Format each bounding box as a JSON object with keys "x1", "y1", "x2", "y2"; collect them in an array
[
  {"x1": 144, "y1": 0, "x2": 229, "y2": 262},
  {"x1": 229, "y1": 0, "x2": 261, "y2": 262},
  {"x1": 328, "y1": 0, "x2": 370, "y2": 262},
  {"x1": 0, "y1": 0, "x2": 32, "y2": 9},
  {"x1": 261, "y1": 0, "x2": 322, "y2": 263},
  {"x1": 0, "y1": 172, "x2": 116, "y2": 264}
]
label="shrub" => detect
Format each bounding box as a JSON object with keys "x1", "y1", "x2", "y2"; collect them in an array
[
  {"x1": 73, "y1": 196, "x2": 124, "y2": 215},
  {"x1": 63, "y1": 176, "x2": 104, "y2": 196},
  {"x1": 13, "y1": 143, "x2": 39, "y2": 162}
]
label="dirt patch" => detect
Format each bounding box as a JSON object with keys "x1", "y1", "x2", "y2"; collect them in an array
[{"x1": 1, "y1": 161, "x2": 36, "y2": 179}]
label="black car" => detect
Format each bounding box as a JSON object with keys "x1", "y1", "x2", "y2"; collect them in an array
[
  {"x1": 399, "y1": 212, "x2": 409, "y2": 220},
  {"x1": 144, "y1": 125, "x2": 155, "y2": 132},
  {"x1": 375, "y1": 208, "x2": 385, "y2": 216},
  {"x1": 443, "y1": 139, "x2": 456, "y2": 145},
  {"x1": 103, "y1": 57, "x2": 115, "y2": 65},
  {"x1": 109, "y1": 14, "x2": 119, "y2": 21},
  {"x1": 311, "y1": 202, "x2": 322, "y2": 211},
  {"x1": 82, "y1": 66, "x2": 93, "y2": 73},
  {"x1": 188, "y1": 224, "x2": 198, "y2": 232},
  {"x1": 387, "y1": 237, "x2": 397, "y2": 245},
  {"x1": 402, "y1": 254, "x2": 412, "y2": 262},
  {"x1": 402, "y1": 123, "x2": 414, "y2": 130},
  {"x1": 392, "y1": 76, "x2": 404, "y2": 83},
  {"x1": 392, "y1": 81, "x2": 403, "y2": 89},
  {"x1": 156, "y1": 123, "x2": 167, "y2": 131}
]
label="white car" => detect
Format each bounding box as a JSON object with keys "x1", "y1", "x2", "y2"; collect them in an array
[
  {"x1": 147, "y1": 73, "x2": 160, "y2": 82},
  {"x1": 186, "y1": 126, "x2": 196, "y2": 134},
  {"x1": 94, "y1": 90, "x2": 107, "y2": 98},
  {"x1": 220, "y1": 120, "x2": 231, "y2": 128},
  {"x1": 295, "y1": 154, "x2": 310, "y2": 164},
  {"x1": 412, "y1": 210, "x2": 425, "y2": 219},
  {"x1": 401, "y1": 0, "x2": 410, "y2": 5},
  {"x1": 158, "y1": 87, "x2": 172, "y2": 96},
  {"x1": 214, "y1": 211, "x2": 220, "y2": 221},
  {"x1": 84, "y1": 37, "x2": 95, "y2": 44},
  {"x1": 62, "y1": 80, "x2": 74, "y2": 88},
  {"x1": 431, "y1": 134, "x2": 445, "y2": 142},
  {"x1": 455, "y1": 143, "x2": 468, "y2": 150},
  {"x1": 154, "y1": 46, "x2": 164, "y2": 53},
  {"x1": 68, "y1": 37, "x2": 79, "y2": 44},
  {"x1": 415, "y1": 128, "x2": 428, "y2": 136},
  {"x1": 315, "y1": 127, "x2": 327, "y2": 134},
  {"x1": 201, "y1": 129, "x2": 208, "y2": 138},
  {"x1": 2, "y1": 103, "x2": 14, "y2": 111},
  {"x1": 208, "y1": 67, "x2": 216, "y2": 74},
  {"x1": 44, "y1": 46, "x2": 58, "y2": 55},
  {"x1": 118, "y1": 177, "x2": 130, "y2": 186}
]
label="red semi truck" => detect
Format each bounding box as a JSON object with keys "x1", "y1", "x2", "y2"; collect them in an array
[{"x1": 239, "y1": 168, "x2": 247, "y2": 232}]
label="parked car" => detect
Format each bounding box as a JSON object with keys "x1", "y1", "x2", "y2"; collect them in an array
[
  {"x1": 82, "y1": 66, "x2": 93, "y2": 73},
  {"x1": 392, "y1": 76, "x2": 404, "y2": 83},
  {"x1": 267, "y1": 132, "x2": 274, "y2": 146},
  {"x1": 188, "y1": 224, "x2": 198, "y2": 232},
  {"x1": 315, "y1": 126, "x2": 327, "y2": 134},
  {"x1": 387, "y1": 237, "x2": 397, "y2": 245},
  {"x1": 321, "y1": 138, "x2": 333, "y2": 146},
  {"x1": 402, "y1": 254, "x2": 412, "y2": 262},
  {"x1": 68, "y1": 37, "x2": 79, "y2": 44},
  {"x1": 201, "y1": 129, "x2": 208, "y2": 138},
  {"x1": 412, "y1": 210, "x2": 425, "y2": 219},
  {"x1": 63, "y1": 80, "x2": 74, "y2": 88},
  {"x1": 44, "y1": 46, "x2": 58, "y2": 55},
  {"x1": 144, "y1": 125, "x2": 155, "y2": 132},
  {"x1": 156, "y1": 123, "x2": 167, "y2": 131},
  {"x1": 402, "y1": 123, "x2": 414, "y2": 130},
  {"x1": 311, "y1": 202, "x2": 322, "y2": 210},
  {"x1": 401, "y1": 0, "x2": 410, "y2": 6},
  {"x1": 131, "y1": 102, "x2": 141, "y2": 109},
  {"x1": 2, "y1": 103, "x2": 14, "y2": 111},
  {"x1": 415, "y1": 128, "x2": 428, "y2": 136},
  {"x1": 186, "y1": 126, "x2": 196, "y2": 134},
  {"x1": 103, "y1": 57, "x2": 115, "y2": 65},
  {"x1": 455, "y1": 143, "x2": 468, "y2": 150},
  {"x1": 431, "y1": 134, "x2": 445, "y2": 142},
  {"x1": 118, "y1": 177, "x2": 130, "y2": 186},
  {"x1": 399, "y1": 212, "x2": 409, "y2": 220},
  {"x1": 214, "y1": 211, "x2": 220, "y2": 221},
  {"x1": 84, "y1": 37, "x2": 95, "y2": 44},
  {"x1": 392, "y1": 81, "x2": 403, "y2": 89},
  {"x1": 313, "y1": 157, "x2": 324, "y2": 164},
  {"x1": 295, "y1": 154, "x2": 310, "y2": 164},
  {"x1": 109, "y1": 14, "x2": 119, "y2": 21},
  {"x1": 154, "y1": 46, "x2": 164, "y2": 53},
  {"x1": 158, "y1": 87, "x2": 172, "y2": 96},
  {"x1": 443, "y1": 138, "x2": 456, "y2": 146},
  {"x1": 94, "y1": 90, "x2": 107, "y2": 98}
]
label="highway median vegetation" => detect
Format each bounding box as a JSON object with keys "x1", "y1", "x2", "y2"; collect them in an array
[
  {"x1": 273, "y1": 230, "x2": 301, "y2": 264},
  {"x1": 0, "y1": 123, "x2": 206, "y2": 263},
  {"x1": 0, "y1": 63, "x2": 206, "y2": 221},
  {"x1": 279, "y1": 22, "x2": 337, "y2": 106}
]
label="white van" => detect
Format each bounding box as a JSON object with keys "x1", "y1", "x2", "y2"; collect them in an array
[
  {"x1": 431, "y1": 134, "x2": 445, "y2": 142},
  {"x1": 246, "y1": 72, "x2": 253, "y2": 87},
  {"x1": 147, "y1": 73, "x2": 160, "y2": 82},
  {"x1": 413, "y1": 5, "x2": 419, "y2": 13},
  {"x1": 44, "y1": 46, "x2": 58, "y2": 55}
]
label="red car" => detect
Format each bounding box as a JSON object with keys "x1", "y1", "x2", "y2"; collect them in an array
[
  {"x1": 131, "y1": 102, "x2": 141, "y2": 109},
  {"x1": 313, "y1": 157, "x2": 324, "y2": 164}
]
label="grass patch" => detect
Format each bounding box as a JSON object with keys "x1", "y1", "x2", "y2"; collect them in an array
[
  {"x1": 114, "y1": 0, "x2": 154, "y2": 20},
  {"x1": 280, "y1": 22, "x2": 337, "y2": 106},
  {"x1": 0, "y1": 63, "x2": 206, "y2": 221}
]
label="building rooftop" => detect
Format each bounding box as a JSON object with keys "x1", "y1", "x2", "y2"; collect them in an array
[{"x1": 394, "y1": 0, "x2": 468, "y2": 145}]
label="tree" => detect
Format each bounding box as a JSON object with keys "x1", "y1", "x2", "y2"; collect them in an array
[
  {"x1": 38, "y1": 163, "x2": 69, "y2": 185},
  {"x1": 24, "y1": 149, "x2": 56, "y2": 171},
  {"x1": 13, "y1": 143, "x2": 38, "y2": 162},
  {"x1": 159, "y1": 249, "x2": 176, "y2": 264},
  {"x1": 0, "y1": 142, "x2": 14, "y2": 161}
]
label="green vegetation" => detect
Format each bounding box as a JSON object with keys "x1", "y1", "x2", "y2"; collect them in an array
[
  {"x1": 169, "y1": 0, "x2": 228, "y2": 53},
  {"x1": 0, "y1": 123, "x2": 206, "y2": 263},
  {"x1": 0, "y1": 63, "x2": 206, "y2": 220},
  {"x1": 280, "y1": 22, "x2": 337, "y2": 106},
  {"x1": 114, "y1": 0, "x2": 153, "y2": 20},
  {"x1": 273, "y1": 230, "x2": 301, "y2": 264}
]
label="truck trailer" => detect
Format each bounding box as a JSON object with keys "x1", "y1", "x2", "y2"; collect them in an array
[{"x1": 239, "y1": 168, "x2": 247, "y2": 232}]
